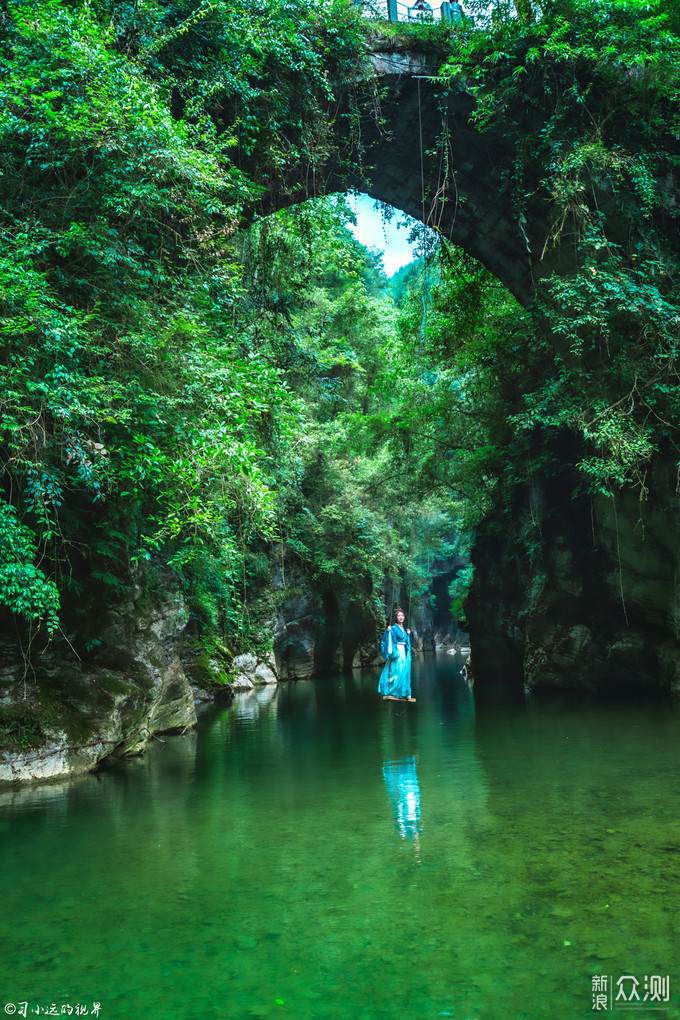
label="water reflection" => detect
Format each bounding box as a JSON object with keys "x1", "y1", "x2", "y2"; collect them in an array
[
  {"x1": 229, "y1": 684, "x2": 279, "y2": 721},
  {"x1": 382, "y1": 755, "x2": 422, "y2": 845},
  {"x1": 3, "y1": 659, "x2": 679, "y2": 1020}
]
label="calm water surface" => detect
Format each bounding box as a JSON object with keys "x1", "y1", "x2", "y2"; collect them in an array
[{"x1": 1, "y1": 656, "x2": 679, "y2": 1020}]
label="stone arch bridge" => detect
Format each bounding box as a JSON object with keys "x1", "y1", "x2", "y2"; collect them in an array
[
  {"x1": 251, "y1": 36, "x2": 680, "y2": 697},
  {"x1": 254, "y1": 36, "x2": 577, "y2": 307}
]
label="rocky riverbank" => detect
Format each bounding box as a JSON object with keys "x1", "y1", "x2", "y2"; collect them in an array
[
  {"x1": 466, "y1": 454, "x2": 680, "y2": 700},
  {"x1": 0, "y1": 553, "x2": 461, "y2": 784}
]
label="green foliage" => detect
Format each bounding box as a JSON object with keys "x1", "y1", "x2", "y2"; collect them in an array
[
  {"x1": 0, "y1": 500, "x2": 60, "y2": 631},
  {"x1": 0, "y1": 703, "x2": 45, "y2": 751},
  {"x1": 3, "y1": 0, "x2": 679, "y2": 673},
  {"x1": 0, "y1": 0, "x2": 457, "y2": 659},
  {"x1": 449, "y1": 564, "x2": 474, "y2": 623},
  {"x1": 0, "y1": 0, "x2": 363, "y2": 654},
  {"x1": 236, "y1": 197, "x2": 461, "y2": 607},
  {"x1": 428, "y1": 0, "x2": 680, "y2": 535}
]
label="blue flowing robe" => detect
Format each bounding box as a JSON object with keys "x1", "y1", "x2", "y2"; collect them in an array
[{"x1": 378, "y1": 623, "x2": 412, "y2": 698}]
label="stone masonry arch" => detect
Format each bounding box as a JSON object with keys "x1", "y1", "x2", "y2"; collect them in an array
[
  {"x1": 253, "y1": 37, "x2": 569, "y2": 308},
  {"x1": 335, "y1": 45, "x2": 548, "y2": 305},
  {"x1": 249, "y1": 35, "x2": 680, "y2": 697}
]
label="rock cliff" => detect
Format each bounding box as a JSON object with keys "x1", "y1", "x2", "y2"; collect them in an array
[
  {"x1": 271, "y1": 563, "x2": 461, "y2": 679},
  {"x1": 0, "y1": 580, "x2": 196, "y2": 783},
  {"x1": 466, "y1": 454, "x2": 680, "y2": 698}
]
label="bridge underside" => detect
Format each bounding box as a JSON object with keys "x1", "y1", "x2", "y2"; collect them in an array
[
  {"x1": 333, "y1": 65, "x2": 555, "y2": 304},
  {"x1": 253, "y1": 46, "x2": 568, "y2": 306},
  {"x1": 246, "y1": 44, "x2": 680, "y2": 698}
]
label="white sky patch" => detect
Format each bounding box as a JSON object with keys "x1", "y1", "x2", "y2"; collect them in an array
[{"x1": 347, "y1": 193, "x2": 419, "y2": 276}]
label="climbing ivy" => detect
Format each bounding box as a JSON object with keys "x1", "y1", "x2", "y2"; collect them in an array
[
  {"x1": 433, "y1": 0, "x2": 680, "y2": 506},
  {"x1": 0, "y1": 0, "x2": 364, "y2": 655},
  {"x1": 2, "y1": 0, "x2": 679, "y2": 671}
]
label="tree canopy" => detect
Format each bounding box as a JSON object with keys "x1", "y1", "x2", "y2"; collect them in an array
[{"x1": 1, "y1": 0, "x2": 679, "y2": 686}]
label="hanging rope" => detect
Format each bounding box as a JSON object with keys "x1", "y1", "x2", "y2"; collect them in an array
[
  {"x1": 420, "y1": 281, "x2": 429, "y2": 342},
  {"x1": 416, "y1": 78, "x2": 430, "y2": 344},
  {"x1": 417, "y1": 78, "x2": 425, "y2": 226}
]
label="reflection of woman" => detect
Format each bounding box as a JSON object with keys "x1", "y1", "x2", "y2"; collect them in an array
[
  {"x1": 378, "y1": 608, "x2": 412, "y2": 699},
  {"x1": 382, "y1": 755, "x2": 422, "y2": 841}
]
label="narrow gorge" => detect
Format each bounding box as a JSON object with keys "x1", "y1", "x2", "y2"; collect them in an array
[{"x1": 1, "y1": 0, "x2": 679, "y2": 784}]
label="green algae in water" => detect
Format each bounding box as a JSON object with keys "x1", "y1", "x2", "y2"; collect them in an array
[{"x1": 1, "y1": 660, "x2": 679, "y2": 1020}]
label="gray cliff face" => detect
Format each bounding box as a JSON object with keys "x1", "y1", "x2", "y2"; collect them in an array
[
  {"x1": 273, "y1": 584, "x2": 376, "y2": 680},
  {"x1": 271, "y1": 565, "x2": 461, "y2": 679},
  {"x1": 0, "y1": 582, "x2": 197, "y2": 784},
  {"x1": 274, "y1": 585, "x2": 323, "y2": 680},
  {"x1": 1, "y1": 553, "x2": 460, "y2": 783},
  {"x1": 466, "y1": 456, "x2": 680, "y2": 698}
]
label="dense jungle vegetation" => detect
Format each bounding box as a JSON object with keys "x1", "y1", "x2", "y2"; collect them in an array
[
  {"x1": 0, "y1": 0, "x2": 463, "y2": 676},
  {"x1": 0, "y1": 0, "x2": 679, "y2": 685}
]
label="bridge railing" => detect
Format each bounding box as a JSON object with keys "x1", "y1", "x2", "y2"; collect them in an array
[{"x1": 360, "y1": 0, "x2": 465, "y2": 24}]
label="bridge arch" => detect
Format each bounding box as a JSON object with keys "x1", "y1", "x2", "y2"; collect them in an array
[
  {"x1": 254, "y1": 41, "x2": 568, "y2": 307},
  {"x1": 247, "y1": 37, "x2": 680, "y2": 697}
]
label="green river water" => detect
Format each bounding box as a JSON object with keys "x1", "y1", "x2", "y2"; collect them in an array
[{"x1": 1, "y1": 655, "x2": 679, "y2": 1020}]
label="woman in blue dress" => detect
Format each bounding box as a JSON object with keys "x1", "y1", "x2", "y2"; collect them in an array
[{"x1": 378, "y1": 608, "x2": 412, "y2": 699}]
